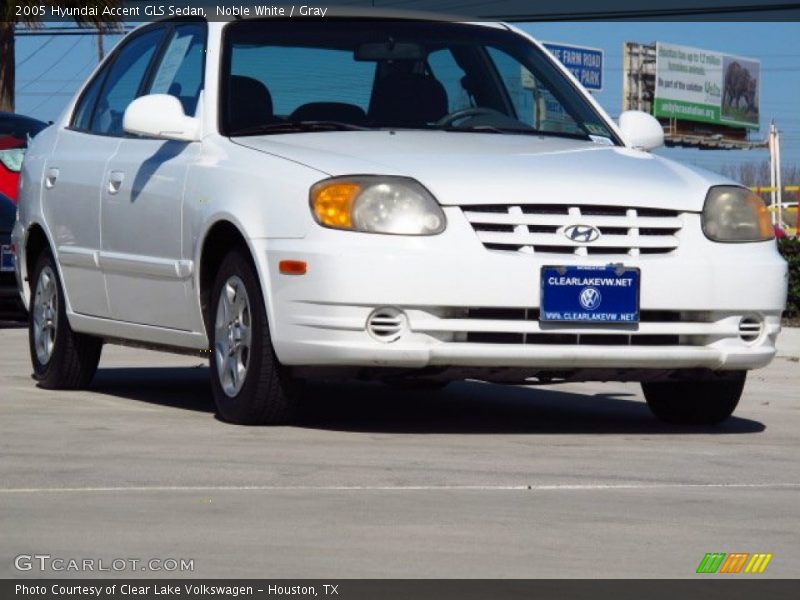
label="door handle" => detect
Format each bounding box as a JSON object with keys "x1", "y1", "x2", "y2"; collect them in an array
[
  {"x1": 45, "y1": 167, "x2": 59, "y2": 189},
  {"x1": 107, "y1": 171, "x2": 124, "y2": 195}
]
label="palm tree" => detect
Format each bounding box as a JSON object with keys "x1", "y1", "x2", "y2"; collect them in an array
[{"x1": 0, "y1": 1, "x2": 122, "y2": 113}]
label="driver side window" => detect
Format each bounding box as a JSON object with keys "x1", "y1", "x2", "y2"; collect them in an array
[
  {"x1": 427, "y1": 49, "x2": 472, "y2": 114},
  {"x1": 88, "y1": 27, "x2": 166, "y2": 136},
  {"x1": 487, "y1": 47, "x2": 584, "y2": 134},
  {"x1": 147, "y1": 23, "x2": 206, "y2": 116}
]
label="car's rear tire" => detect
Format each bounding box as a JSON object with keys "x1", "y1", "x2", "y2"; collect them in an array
[
  {"x1": 29, "y1": 249, "x2": 102, "y2": 389},
  {"x1": 641, "y1": 371, "x2": 746, "y2": 425},
  {"x1": 209, "y1": 248, "x2": 298, "y2": 425}
]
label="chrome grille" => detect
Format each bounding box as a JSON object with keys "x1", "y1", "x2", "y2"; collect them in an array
[{"x1": 463, "y1": 204, "x2": 683, "y2": 256}]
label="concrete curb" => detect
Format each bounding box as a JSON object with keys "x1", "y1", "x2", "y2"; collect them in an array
[{"x1": 777, "y1": 326, "x2": 800, "y2": 359}]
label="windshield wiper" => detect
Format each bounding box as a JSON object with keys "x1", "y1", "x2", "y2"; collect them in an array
[
  {"x1": 439, "y1": 125, "x2": 507, "y2": 134},
  {"x1": 229, "y1": 120, "x2": 369, "y2": 136},
  {"x1": 440, "y1": 124, "x2": 592, "y2": 141}
]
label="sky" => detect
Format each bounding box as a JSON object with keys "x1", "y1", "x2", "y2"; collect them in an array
[{"x1": 12, "y1": 20, "x2": 800, "y2": 179}]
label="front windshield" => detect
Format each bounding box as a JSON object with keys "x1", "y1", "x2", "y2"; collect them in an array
[{"x1": 221, "y1": 20, "x2": 619, "y2": 142}]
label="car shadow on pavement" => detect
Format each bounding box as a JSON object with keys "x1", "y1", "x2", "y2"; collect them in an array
[
  {"x1": 0, "y1": 319, "x2": 26, "y2": 329},
  {"x1": 88, "y1": 366, "x2": 765, "y2": 435}
]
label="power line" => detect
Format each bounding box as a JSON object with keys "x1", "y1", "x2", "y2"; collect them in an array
[
  {"x1": 27, "y1": 39, "x2": 96, "y2": 115},
  {"x1": 15, "y1": 27, "x2": 133, "y2": 37},
  {"x1": 18, "y1": 36, "x2": 83, "y2": 93},
  {"x1": 16, "y1": 36, "x2": 55, "y2": 67}
]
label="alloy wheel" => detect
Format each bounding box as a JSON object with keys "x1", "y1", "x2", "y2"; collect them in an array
[
  {"x1": 32, "y1": 265, "x2": 58, "y2": 365},
  {"x1": 214, "y1": 275, "x2": 252, "y2": 397}
]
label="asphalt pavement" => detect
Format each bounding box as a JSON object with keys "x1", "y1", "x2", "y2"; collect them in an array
[{"x1": 1, "y1": 321, "x2": 798, "y2": 578}]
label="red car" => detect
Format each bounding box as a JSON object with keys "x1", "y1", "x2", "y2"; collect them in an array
[{"x1": 1, "y1": 112, "x2": 47, "y2": 316}]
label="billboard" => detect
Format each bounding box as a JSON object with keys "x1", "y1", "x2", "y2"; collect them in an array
[
  {"x1": 654, "y1": 42, "x2": 760, "y2": 129},
  {"x1": 542, "y1": 42, "x2": 603, "y2": 91}
]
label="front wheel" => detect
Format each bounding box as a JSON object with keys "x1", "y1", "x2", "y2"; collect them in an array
[
  {"x1": 28, "y1": 250, "x2": 102, "y2": 389},
  {"x1": 209, "y1": 248, "x2": 298, "y2": 425},
  {"x1": 641, "y1": 371, "x2": 746, "y2": 425}
]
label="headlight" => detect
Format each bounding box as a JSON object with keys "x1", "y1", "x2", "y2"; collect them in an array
[
  {"x1": 702, "y1": 186, "x2": 774, "y2": 242},
  {"x1": 310, "y1": 176, "x2": 446, "y2": 235}
]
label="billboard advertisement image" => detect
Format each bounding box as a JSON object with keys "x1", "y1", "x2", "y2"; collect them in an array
[{"x1": 654, "y1": 42, "x2": 760, "y2": 129}]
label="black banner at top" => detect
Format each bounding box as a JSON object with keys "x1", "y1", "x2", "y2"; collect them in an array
[{"x1": 4, "y1": 0, "x2": 800, "y2": 22}]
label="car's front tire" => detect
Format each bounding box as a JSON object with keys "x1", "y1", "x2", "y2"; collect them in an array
[
  {"x1": 29, "y1": 250, "x2": 102, "y2": 389},
  {"x1": 641, "y1": 371, "x2": 746, "y2": 425},
  {"x1": 209, "y1": 248, "x2": 298, "y2": 425}
]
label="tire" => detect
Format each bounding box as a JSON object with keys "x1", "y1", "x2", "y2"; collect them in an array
[
  {"x1": 641, "y1": 371, "x2": 746, "y2": 425},
  {"x1": 208, "y1": 248, "x2": 298, "y2": 425},
  {"x1": 28, "y1": 249, "x2": 102, "y2": 389}
]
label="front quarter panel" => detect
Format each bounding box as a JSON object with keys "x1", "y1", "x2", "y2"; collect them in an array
[
  {"x1": 183, "y1": 137, "x2": 328, "y2": 333},
  {"x1": 184, "y1": 138, "x2": 324, "y2": 244}
]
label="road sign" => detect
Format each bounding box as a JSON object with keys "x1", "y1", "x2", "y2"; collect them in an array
[{"x1": 542, "y1": 42, "x2": 604, "y2": 91}]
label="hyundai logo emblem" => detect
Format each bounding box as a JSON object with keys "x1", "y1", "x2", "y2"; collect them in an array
[{"x1": 562, "y1": 224, "x2": 601, "y2": 243}]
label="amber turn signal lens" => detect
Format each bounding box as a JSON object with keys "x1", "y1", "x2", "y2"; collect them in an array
[
  {"x1": 310, "y1": 182, "x2": 361, "y2": 229},
  {"x1": 279, "y1": 260, "x2": 307, "y2": 275},
  {"x1": 745, "y1": 193, "x2": 775, "y2": 239}
]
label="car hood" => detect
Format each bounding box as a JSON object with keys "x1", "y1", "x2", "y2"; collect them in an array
[{"x1": 234, "y1": 131, "x2": 728, "y2": 212}]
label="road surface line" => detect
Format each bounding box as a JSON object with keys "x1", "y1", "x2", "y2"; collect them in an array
[{"x1": 1, "y1": 482, "x2": 799, "y2": 494}]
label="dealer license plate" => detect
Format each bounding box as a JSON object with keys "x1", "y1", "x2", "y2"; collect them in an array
[
  {"x1": 540, "y1": 265, "x2": 640, "y2": 323},
  {"x1": 0, "y1": 244, "x2": 14, "y2": 272}
]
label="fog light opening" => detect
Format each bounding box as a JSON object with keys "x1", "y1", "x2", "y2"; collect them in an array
[
  {"x1": 366, "y1": 307, "x2": 407, "y2": 343},
  {"x1": 738, "y1": 315, "x2": 764, "y2": 343}
]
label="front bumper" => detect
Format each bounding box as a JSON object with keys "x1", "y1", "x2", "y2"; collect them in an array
[{"x1": 251, "y1": 210, "x2": 787, "y2": 375}]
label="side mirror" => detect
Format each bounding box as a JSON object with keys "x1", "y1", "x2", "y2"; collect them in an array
[
  {"x1": 617, "y1": 110, "x2": 664, "y2": 151},
  {"x1": 123, "y1": 94, "x2": 200, "y2": 142}
]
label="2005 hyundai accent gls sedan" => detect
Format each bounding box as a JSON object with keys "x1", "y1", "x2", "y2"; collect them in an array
[{"x1": 13, "y1": 18, "x2": 787, "y2": 425}]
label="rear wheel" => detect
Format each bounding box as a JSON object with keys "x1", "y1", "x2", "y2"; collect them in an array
[
  {"x1": 209, "y1": 248, "x2": 298, "y2": 425},
  {"x1": 641, "y1": 371, "x2": 746, "y2": 425},
  {"x1": 29, "y1": 250, "x2": 102, "y2": 389}
]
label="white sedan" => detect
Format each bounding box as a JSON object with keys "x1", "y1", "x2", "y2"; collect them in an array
[{"x1": 13, "y1": 18, "x2": 787, "y2": 425}]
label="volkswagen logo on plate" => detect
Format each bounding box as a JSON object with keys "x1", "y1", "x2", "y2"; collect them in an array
[
  {"x1": 562, "y1": 224, "x2": 601, "y2": 243},
  {"x1": 579, "y1": 287, "x2": 602, "y2": 310}
]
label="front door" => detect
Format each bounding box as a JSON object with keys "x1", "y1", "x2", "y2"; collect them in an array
[{"x1": 100, "y1": 23, "x2": 206, "y2": 330}]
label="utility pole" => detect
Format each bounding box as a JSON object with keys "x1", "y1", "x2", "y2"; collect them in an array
[
  {"x1": 768, "y1": 122, "x2": 784, "y2": 228},
  {"x1": 97, "y1": 32, "x2": 104, "y2": 61},
  {"x1": 769, "y1": 123, "x2": 777, "y2": 225},
  {"x1": 775, "y1": 126, "x2": 783, "y2": 228}
]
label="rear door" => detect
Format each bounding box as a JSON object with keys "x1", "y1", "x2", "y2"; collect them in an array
[{"x1": 44, "y1": 26, "x2": 167, "y2": 318}]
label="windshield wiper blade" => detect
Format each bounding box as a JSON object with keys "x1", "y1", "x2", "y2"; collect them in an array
[
  {"x1": 436, "y1": 124, "x2": 589, "y2": 140},
  {"x1": 496, "y1": 128, "x2": 592, "y2": 140},
  {"x1": 439, "y1": 125, "x2": 507, "y2": 134},
  {"x1": 229, "y1": 120, "x2": 369, "y2": 136}
]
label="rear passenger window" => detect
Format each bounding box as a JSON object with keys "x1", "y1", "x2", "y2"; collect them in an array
[
  {"x1": 89, "y1": 27, "x2": 166, "y2": 136},
  {"x1": 148, "y1": 23, "x2": 206, "y2": 116}
]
